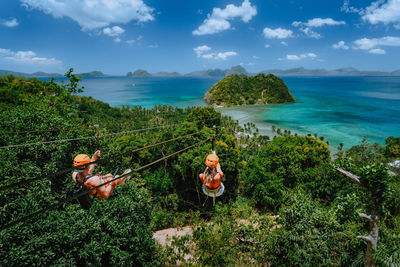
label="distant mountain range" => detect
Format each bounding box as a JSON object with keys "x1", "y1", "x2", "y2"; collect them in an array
[
  {"x1": 0, "y1": 70, "x2": 106, "y2": 78},
  {"x1": 2, "y1": 66, "x2": 400, "y2": 78},
  {"x1": 260, "y1": 67, "x2": 400, "y2": 77}
]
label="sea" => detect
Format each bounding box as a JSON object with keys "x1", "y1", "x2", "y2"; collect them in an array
[{"x1": 75, "y1": 76, "x2": 400, "y2": 149}]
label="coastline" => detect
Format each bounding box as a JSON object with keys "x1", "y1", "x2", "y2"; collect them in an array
[
  {"x1": 217, "y1": 104, "x2": 340, "y2": 154},
  {"x1": 217, "y1": 104, "x2": 277, "y2": 139}
]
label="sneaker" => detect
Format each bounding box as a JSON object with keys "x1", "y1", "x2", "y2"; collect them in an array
[{"x1": 120, "y1": 169, "x2": 132, "y2": 186}]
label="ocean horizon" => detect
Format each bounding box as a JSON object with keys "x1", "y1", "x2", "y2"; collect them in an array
[{"x1": 69, "y1": 75, "x2": 400, "y2": 149}]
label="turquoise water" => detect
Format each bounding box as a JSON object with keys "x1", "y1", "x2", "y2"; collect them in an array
[
  {"x1": 80, "y1": 76, "x2": 216, "y2": 108},
  {"x1": 76, "y1": 76, "x2": 400, "y2": 148}
]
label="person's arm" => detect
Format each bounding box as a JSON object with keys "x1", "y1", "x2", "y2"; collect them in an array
[
  {"x1": 88, "y1": 150, "x2": 100, "y2": 174},
  {"x1": 216, "y1": 163, "x2": 223, "y2": 177}
]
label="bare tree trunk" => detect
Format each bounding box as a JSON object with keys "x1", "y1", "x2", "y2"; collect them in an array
[
  {"x1": 358, "y1": 213, "x2": 379, "y2": 267},
  {"x1": 335, "y1": 168, "x2": 379, "y2": 267}
]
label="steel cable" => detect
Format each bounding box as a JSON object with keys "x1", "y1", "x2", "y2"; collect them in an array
[{"x1": 0, "y1": 138, "x2": 209, "y2": 231}]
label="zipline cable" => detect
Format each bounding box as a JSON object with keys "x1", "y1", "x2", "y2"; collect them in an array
[
  {"x1": 1, "y1": 138, "x2": 209, "y2": 231},
  {"x1": 0, "y1": 160, "x2": 99, "y2": 191},
  {"x1": 0, "y1": 126, "x2": 95, "y2": 135},
  {"x1": 0, "y1": 118, "x2": 215, "y2": 149},
  {"x1": 0, "y1": 131, "x2": 202, "y2": 191}
]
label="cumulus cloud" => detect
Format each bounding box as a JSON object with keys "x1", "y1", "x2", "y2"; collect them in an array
[
  {"x1": 103, "y1": 26, "x2": 125, "y2": 42},
  {"x1": 103, "y1": 26, "x2": 125, "y2": 37},
  {"x1": 265, "y1": 44, "x2": 271, "y2": 48},
  {"x1": 362, "y1": 0, "x2": 400, "y2": 26},
  {"x1": 285, "y1": 53, "x2": 317, "y2": 60},
  {"x1": 20, "y1": 0, "x2": 154, "y2": 30},
  {"x1": 341, "y1": 0, "x2": 364, "y2": 14},
  {"x1": 1, "y1": 18, "x2": 19, "y2": 27},
  {"x1": 332, "y1": 40, "x2": 349, "y2": 50},
  {"x1": 303, "y1": 18, "x2": 346, "y2": 27},
  {"x1": 193, "y1": 0, "x2": 257, "y2": 35},
  {"x1": 281, "y1": 41, "x2": 288, "y2": 46},
  {"x1": 292, "y1": 17, "x2": 345, "y2": 39},
  {"x1": 194, "y1": 45, "x2": 211, "y2": 57},
  {"x1": 353, "y1": 36, "x2": 400, "y2": 50},
  {"x1": 193, "y1": 45, "x2": 237, "y2": 60},
  {"x1": 0, "y1": 47, "x2": 62, "y2": 65},
  {"x1": 263, "y1": 27, "x2": 293, "y2": 39},
  {"x1": 352, "y1": 36, "x2": 400, "y2": 54},
  {"x1": 369, "y1": 48, "x2": 386, "y2": 54},
  {"x1": 216, "y1": 51, "x2": 237, "y2": 60}
]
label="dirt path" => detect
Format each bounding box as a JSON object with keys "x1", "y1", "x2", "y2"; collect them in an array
[{"x1": 153, "y1": 226, "x2": 193, "y2": 246}]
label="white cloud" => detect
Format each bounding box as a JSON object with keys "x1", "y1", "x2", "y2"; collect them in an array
[
  {"x1": 1, "y1": 18, "x2": 19, "y2": 27},
  {"x1": 103, "y1": 26, "x2": 125, "y2": 37},
  {"x1": 263, "y1": 27, "x2": 293, "y2": 39},
  {"x1": 0, "y1": 47, "x2": 62, "y2": 65},
  {"x1": 286, "y1": 53, "x2": 317, "y2": 60},
  {"x1": 353, "y1": 36, "x2": 400, "y2": 54},
  {"x1": 194, "y1": 45, "x2": 211, "y2": 57},
  {"x1": 281, "y1": 41, "x2": 288, "y2": 46},
  {"x1": 265, "y1": 44, "x2": 271, "y2": 48},
  {"x1": 362, "y1": 0, "x2": 400, "y2": 25},
  {"x1": 103, "y1": 26, "x2": 125, "y2": 42},
  {"x1": 20, "y1": 0, "x2": 154, "y2": 30},
  {"x1": 193, "y1": 45, "x2": 237, "y2": 60},
  {"x1": 202, "y1": 53, "x2": 215, "y2": 59},
  {"x1": 216, "y1": 51, "x2": 237, "y2": 60},
  {"x1": 252, "y1": 55, "x2": 259, "y2": 59},
  {"x1": 341, "y1": 0, "x2": 364, "y2": 14},
  {"x1": 193, "y1": 0, "x2": 257, "y2": 35},
  {"x1": 292, "y1": 17, "x2": 345, "y2": 39},
  {"x1": 126, "y1": 39, "x2": 135, "y2": 45},
  {"x1": 369, "y1": 48, "x2": 386, "y2": 54},
  {"x1": 353, "y1": 36, "x2": 400, "y2": 50},
  {"x1": 332, "y1": 40, "x2": 349, "y2": 50},
  {"x1": 299, "y1": 27, "x2": 321, "y2": 39},
  {"x1": 304, "y1": 18, "x2": 346, "y2": 27}
]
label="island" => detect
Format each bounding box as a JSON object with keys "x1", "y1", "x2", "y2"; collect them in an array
[
  {"x1": 126, "y1": 69, "x2": 152, "y2": 77},
  {"x1": 204, "y1": 73, "x2": 296, "y2": 106}
]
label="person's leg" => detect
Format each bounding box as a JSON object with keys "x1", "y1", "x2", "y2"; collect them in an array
[
  {"x1": 94, "y1": 177, "x2": 113, "y2": 199},
  {"x1": 199, "y1": 173, "x2": 205, "y2": 183},
  {"x1": 213, "y1": 173, "x2": 222, "y2": 187},
  {"x1": 119, "y1": 169, "x2": 132, "y2": 186}
]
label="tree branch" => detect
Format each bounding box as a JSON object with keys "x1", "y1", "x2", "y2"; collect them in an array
[
  {"x1": 335, "y1": 168, "x2": 362, "y2": 185},
  {"x1": 358, "y1": 213, "x2": 378, "y2": 223},
  {"x1": 357, "y1": 235, "x2": 374, "y2": 245}
]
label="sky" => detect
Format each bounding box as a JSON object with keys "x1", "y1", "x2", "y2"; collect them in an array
[{"x1": 1, "y1": 0, "x2": 400, "y2": 75}]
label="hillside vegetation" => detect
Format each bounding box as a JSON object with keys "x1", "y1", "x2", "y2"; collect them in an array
[
  {"x1": 204, "y1": 73, "x2": 296, "y2": 106},
  {"x1": 0, "y1": 69, "x2": 399, "y2": 266}
]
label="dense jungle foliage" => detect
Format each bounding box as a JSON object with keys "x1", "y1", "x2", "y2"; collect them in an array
[
  {"x1": 0, "y1": 70, "x2": 399, "y2": 266},
  {"x1": 204, "y1": 73, "x2": 296, "y2": 106}
]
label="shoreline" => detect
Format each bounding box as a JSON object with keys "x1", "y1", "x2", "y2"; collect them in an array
[{"x1": 217, "y1": 104, "x2": 340, "y2": 154}]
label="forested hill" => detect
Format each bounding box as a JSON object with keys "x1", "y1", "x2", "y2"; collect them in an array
[{"x1": 204, "y1": 73, "x2": 296, "y2": 106}]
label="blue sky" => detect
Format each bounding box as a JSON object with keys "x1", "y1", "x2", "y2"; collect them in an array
[{"x1": 1, "y1": 0, "x2": 400, "y2": 74}]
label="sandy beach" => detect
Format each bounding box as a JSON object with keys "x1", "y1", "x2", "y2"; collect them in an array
[{"x1": 217, "y1": 104, "x2": 279, "y2": 139}]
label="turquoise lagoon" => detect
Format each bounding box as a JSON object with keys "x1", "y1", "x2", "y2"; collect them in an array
[{"x1": 78, "y1": 76, "x2": 400, "y2": 149}]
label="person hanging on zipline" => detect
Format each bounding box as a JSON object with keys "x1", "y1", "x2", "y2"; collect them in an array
[
  {"x1": 72, "y1": 151, "x2": 131, "y2": 199},
  {"x1": 199, "y1": 152, "x2": 224, "y2": 194}
]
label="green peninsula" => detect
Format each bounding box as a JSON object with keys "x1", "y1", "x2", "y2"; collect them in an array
[{"x1": 204, "y1": 73, "x2": 295, "y2": 106}]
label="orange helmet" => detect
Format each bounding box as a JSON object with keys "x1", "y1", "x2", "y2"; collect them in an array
[
  {"x1": 205, "y1": 154, "x2": 219, "y2": 168},
  {"x1": 74, "y1": 154, "x2": 90, "y2": 170}
]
